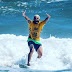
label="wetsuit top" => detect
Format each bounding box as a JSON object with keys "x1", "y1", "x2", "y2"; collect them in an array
[{"x1": 28, "y1": 20, "x2": 45, "y2": 40}]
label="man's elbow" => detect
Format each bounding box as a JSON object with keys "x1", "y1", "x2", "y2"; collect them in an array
[{"x1": 28, "y1": 20, "x2": 31, "y2": 24}]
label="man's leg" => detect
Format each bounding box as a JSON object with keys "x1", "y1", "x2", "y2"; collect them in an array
[
  {"x1": 27, "y1": 44, "x2": 34, "y2": 66},
  {"x1": 37, "y1": 46, "x2": 43, "y2": 58}
]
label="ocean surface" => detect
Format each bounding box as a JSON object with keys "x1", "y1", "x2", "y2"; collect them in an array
[{"x1": 0, "y1": 0, "x2": 72, "y2": 72}]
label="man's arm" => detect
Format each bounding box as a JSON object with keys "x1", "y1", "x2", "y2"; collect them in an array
[
  {"x1": 44, "y1": 13, "x2": 51, "y2": 23},
  {"x1": 23, "y1": 10, "x2": 31, "y2": 23}
]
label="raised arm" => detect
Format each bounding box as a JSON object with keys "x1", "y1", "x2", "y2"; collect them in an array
[
  {"x1": 44, "y1": 13, "x2": 51, "y2": 23},
  {"x1": 23, "y1": 10, "x2": 31, "y2": 23}
]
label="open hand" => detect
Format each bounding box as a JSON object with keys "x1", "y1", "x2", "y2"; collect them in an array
[
  {"x1": 23, "y1": 10, "x2": 26, "y2": 16},
  {"x1": 46, "y1": 13, "x2": 51, "y2": 18}
]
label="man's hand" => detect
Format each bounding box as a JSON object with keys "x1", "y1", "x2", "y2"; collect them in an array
[
  {"x1": 22, "y1": 10, "x2": 31, "y2": 23},
  {"x1": 43, "y1": 13, "x2": 51, "y2": 23},
  {"x1": 23, "y1": 10, "x2": 26, "y2": 17},
  {"x1": 46, "y1": 13, "x2": 51, "y2": 18}
]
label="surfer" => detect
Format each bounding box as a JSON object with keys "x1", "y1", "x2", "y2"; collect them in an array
[{"x1": 23, "y1": 10, "x2": 51, "y2": 66}]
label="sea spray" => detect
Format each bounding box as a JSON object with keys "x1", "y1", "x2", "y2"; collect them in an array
[{"x1": 0, "y1": 34, "x2": 72, "y2": 70}]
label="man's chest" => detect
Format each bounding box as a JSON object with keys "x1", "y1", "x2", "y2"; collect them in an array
[{"x1": 30, "y1": 24, "x2": 41, "y2": 32}]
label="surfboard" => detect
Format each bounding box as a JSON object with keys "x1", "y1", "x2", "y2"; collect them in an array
[{"x1": 19, "y1": 64, "x2": 28, "y2": 68}]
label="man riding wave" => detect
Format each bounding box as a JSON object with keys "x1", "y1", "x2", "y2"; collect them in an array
[{"x1": 23, "y1": 11, "x2": 51, "y2": 66}]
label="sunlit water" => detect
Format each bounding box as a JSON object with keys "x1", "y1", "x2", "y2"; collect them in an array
[{"x1": 0, "y1": 0, "x2": 72, "y2": 72}]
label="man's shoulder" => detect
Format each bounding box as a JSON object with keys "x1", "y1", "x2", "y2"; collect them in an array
[
  {"x1": 39, "y1": 21, "x2": 43, "y2": 23},
  {"x1": 39, "y1": 20, "x2": 46, "y2": 25},
  {"x1": 28, "y1": 20, "x2": 33, "y2": 24}
]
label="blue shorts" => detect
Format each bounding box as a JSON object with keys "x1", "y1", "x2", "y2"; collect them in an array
[{"x1": 28, "y1": 41, "x2": 42, "y2": 51}]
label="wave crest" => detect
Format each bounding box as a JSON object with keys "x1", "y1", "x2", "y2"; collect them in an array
[{"x1": 0, "y1": 34, "x2": 72, "y2": 70}]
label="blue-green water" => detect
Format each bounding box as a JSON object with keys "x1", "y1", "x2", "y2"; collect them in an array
[
  {"x1": 0, "y1": 0, "x2": 72, "y2": 38},
  {"x1": 0, "y1": 0, "x2": 72, "y2": 72},
  {"x1": 0, "y1": 67, "x2": 72, "y2": 72}
]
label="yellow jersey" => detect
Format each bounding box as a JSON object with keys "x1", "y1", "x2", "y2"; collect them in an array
[{"x1": 28, "y1": 20, "x2": 45, "y2": 40}]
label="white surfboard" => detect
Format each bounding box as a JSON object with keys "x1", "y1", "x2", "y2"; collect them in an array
[{"x1": 19, "y1": 64, "x2": 29, "y2": 68}]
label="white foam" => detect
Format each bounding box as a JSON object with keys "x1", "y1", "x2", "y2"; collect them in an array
[
  {"x1": 0, "y1": 34, "x2": 72, "y2": 70},
  {"x1": 54, "y1": 0, "x2": 67, "y2": 1},
  {"x1": 47, "y1": 0, "x2": 68, "y2": 3},
  {"x1": 0, "y1": 34, "x2": 29, "y2": 67},
  {"x1": 17, "y1": 1, "x2": 28, "y2": 7}
]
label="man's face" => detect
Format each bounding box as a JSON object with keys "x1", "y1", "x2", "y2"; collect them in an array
[{"x1": 33, "y1": 15, "x2": 40, "y2": 24}]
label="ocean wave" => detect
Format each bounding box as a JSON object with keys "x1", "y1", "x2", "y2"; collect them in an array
[
  {"x1": 0, "y1": 0, "x2": 70, "y2": 15},
  {"x1": 1, "y1": 0, "x2": 68, "y2": 2},
  {"x1": 0, "y1": 34, "x2": 72, "y2": 70},
  {"x1": 0, "y1": 34, "x2": 29, "y2": 67}
]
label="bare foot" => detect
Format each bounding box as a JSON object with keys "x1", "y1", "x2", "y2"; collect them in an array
[
  {"x1": 27, "y1": 63, "x2": 30, "y2": 66},
  {"x1": 37, "y1": 56, "x2": 39, "y2": 58},
  {"x1": 37, "y1": 55, "x2": 40, "y2": 58}
]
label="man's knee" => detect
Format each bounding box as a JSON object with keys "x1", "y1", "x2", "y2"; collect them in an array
[
  {"x1": 30, "y1": 44, "x2": 34, "y2": 48},
  {"x1": 31, "y1": 48, "x2": 34, "y2": 53},
  {"x1": 37, "y1": 46, "x2": 42, "y2": 58},
  {"x1": 29, "y1": 44, "x2": 34, "y2": 53}
]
